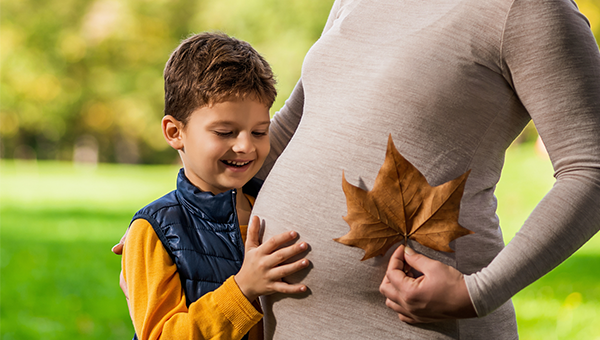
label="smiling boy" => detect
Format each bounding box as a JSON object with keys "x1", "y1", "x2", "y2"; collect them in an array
[
  {"x1": 163, "y1": 99, "x2": 271, "y2": 224},
  {"x1": 120, "y1": 32, "x2": 310, "y2": 340}
]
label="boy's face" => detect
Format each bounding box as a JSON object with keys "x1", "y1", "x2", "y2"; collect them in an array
[{"x1": 176, "y1": 99, "x2": 270, "y2": 195}]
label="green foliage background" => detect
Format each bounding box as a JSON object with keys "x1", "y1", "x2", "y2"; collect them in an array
[
  {"x1": 3, "y1": 0, "x2": 598, "y2": 164},
  {"x1": 1, "y1": 0, "x2": 335, "y2": 163}
]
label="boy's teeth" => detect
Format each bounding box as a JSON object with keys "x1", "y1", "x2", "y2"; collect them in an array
[{"x1": 224, "y1": 160, "x2": 250, "y2": 166}]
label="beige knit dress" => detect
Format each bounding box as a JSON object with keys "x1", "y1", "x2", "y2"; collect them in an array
[{"x1": 252, "y1": 0, "x2": 600, "y2": 338}]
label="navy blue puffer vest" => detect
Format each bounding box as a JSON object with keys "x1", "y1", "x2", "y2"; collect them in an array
[{"x1": 131, "y1": 168, "x2": 262, "y2": 306}]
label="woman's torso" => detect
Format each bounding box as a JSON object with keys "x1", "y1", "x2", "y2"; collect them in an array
[{"x1": 253, "y1": 0, "x2": 533, "y2": 338}]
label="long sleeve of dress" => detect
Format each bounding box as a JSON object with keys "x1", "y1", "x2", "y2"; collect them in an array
[
  {"x1": 122, "y1": 219, "x2": 262, "y2": 340},
  {"x1": 464, "y1": 0, "x2": 600, "y2": 316},
  {"x1": 250, "y1": 0, "x2": 600, "y2": 338}
]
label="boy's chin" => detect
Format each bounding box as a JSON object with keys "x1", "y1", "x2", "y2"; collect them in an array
[{"x1": 219, "y1": 176, "x2": 255, "y2": 191}]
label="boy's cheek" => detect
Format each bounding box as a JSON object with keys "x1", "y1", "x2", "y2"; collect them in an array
[{"x1": 258, "y1": 139, "x2": 270, "y2": 158}]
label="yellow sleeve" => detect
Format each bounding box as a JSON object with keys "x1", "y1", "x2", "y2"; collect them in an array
[{"x1": 122, "y1": 219, "x2": 262, "y2": 340}]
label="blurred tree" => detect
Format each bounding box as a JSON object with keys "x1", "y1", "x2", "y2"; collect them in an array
[
  {"x1": 0, "y1": 0, "x2": 597, "y2": 163},
  {"x1": 0, "y1": 0, "x2": 334, "y2": 163},
  {"x1": 578, "y1": 0, "x2": 600, "y2": 39}
]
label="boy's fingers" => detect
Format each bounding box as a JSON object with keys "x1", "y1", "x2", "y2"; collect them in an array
[
  {"x1": 270, "y1": 258, "x2": 310, "y2": 279},
  {"x1": 264, "y1": 241, "x2": 308, "y2": 267},
  {"x1": 270, "y1": 281, "x2": 308, "y2": 295},
  {"x1": 260, "y1": 229, "x2": 299, "y2": 254},
  {"x1": 245, "y1": 216, "x2": 262, "y2": 250}
]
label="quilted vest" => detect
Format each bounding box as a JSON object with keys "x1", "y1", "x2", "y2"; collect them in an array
[{"x1": 131, "y1": 168, "x2": 262, "y2": 306}]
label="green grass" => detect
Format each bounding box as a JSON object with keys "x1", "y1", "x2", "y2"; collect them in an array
[
  {"x1": 1, "y1": 143, "x2": 599, "y2": 339},
  {"x1": 1, "y1": 161, "x2": 179, "y2": 339}
]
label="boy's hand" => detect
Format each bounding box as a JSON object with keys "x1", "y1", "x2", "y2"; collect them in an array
[{"x1": 235, "y1": 216, "x2": 310, "y2": 302}]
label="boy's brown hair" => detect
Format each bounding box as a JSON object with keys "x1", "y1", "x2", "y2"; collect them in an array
[{"x1": 164, "y1": 32, "x2": 277, "y2": 124}]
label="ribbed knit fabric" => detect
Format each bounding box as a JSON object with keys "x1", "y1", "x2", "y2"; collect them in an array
[{"x1": 251, "y1": 0, "x2": 600, "y2": 339}]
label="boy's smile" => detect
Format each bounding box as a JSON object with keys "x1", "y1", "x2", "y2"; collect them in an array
[{"x1": 165, "y1": 99, "x2": 270, "y2": 195}]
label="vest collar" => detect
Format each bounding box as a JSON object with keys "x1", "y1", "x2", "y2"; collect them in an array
[{"x1": 175, "y1": 168, "x2": 262, "y2": 223}]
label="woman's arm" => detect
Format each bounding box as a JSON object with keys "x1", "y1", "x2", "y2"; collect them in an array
[
  {"x1": 380, "y1": 0, "x2": 600, "y2": 321},
  {"x1": 466, "y1": 0, "x2": 600, "y2": 316}
]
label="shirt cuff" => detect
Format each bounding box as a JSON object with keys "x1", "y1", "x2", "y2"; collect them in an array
[
  {"x1": 215, "y1": 276, "x2": 263, "y2": 334},
  {"x1": 464, "y1": 273, "x2": 485, "y2": 317}
]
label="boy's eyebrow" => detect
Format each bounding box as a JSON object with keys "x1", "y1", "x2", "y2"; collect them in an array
[
  {"x1": 208, "y1": 120, "x2": 271, "y2": 127},
  {"x1": 256, "y1": 120, "x2": 271, "y2": 126}
]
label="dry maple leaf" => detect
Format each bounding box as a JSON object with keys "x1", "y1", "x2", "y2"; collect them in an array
[{"x1": 334, "y1": 135, "x2": 474, "y2": 261}]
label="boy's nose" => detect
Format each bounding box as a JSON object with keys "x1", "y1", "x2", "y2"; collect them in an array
[{"x1": 232, "y1": 133, "x2": 255, "y2": 154}]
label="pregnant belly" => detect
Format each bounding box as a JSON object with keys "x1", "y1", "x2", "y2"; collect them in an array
[{"x1": 251, "y1": 159, "x2": 459, "y2": 339}]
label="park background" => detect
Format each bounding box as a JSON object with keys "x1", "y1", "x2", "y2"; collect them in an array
[{"x1": 1, "y1": 0, "x2": 600, "y2": 338}]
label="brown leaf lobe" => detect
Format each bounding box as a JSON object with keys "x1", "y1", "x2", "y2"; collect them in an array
[{"x1": 334, "y1": 135, "x2": 474, "y2": 260}]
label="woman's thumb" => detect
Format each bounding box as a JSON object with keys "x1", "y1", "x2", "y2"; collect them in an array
[{"x1": 403, "y1": 246, "x2": 432, "y2": 274}]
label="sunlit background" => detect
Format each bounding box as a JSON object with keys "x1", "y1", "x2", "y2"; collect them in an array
[
  {"x1": 1, "y1": 0, "x2": 600, "y2": 164},
  {"x1": 1, "y1": 0, "x2": 600, "y2": 339},
  {"x1": 1, "y1": 0, "x2": 334, "y2": 164}
]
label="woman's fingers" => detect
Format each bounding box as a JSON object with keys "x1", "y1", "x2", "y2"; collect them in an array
[
  {"x1": 111, "y1": 227, "x2": 130, "y2": 255},
  {"x1": 387, "y1": 245, "x2": 405, "y2": 272}
]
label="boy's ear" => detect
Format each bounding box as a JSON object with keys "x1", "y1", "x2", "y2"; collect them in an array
[{"x1": 162, "y1": 115, "x2": 184, "y2": 150}]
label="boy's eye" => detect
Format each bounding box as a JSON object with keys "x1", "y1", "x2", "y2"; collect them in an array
[
  {"x1": 252, "y1": 131, "x2": 268, "y2": 137},
  {"x1": 214, "y1": 131, "x2": 233, "y2": 137}
]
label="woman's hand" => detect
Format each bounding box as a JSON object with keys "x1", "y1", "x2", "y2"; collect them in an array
[
  {"x1": 235, "y1": 215, "x2": 310, "y2": 302},
  {"x1": 111, "y1": 228, "x2": 129, "y2": 255},
  {"x1": 112, "y1": 229, "x2": 129, "y2": 299},
  {"x1": 379, "y1": 245, "x2": 477, "y2": 323}
]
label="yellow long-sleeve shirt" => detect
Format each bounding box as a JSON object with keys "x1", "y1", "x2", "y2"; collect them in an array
[{"x1": 122, "y1": 217, "x2": 262, "y2": 340}]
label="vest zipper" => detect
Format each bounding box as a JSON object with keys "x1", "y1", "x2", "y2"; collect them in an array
[{"x1": 231, "y1": 189, "x2": 245, "y2": 254}]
